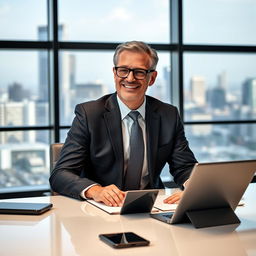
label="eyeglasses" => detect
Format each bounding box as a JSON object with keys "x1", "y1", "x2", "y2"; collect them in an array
[{"x1": 114, "y1": 67, "x2": 155, "y2": 80}]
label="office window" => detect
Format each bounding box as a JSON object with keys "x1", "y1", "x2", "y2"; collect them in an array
[
  {"x1": 0, "y1": 0, "x2": 47, "y2": 41},
  {"x1": 60, "y1": 129, "x2": 69, "y2": 143},
  {"x1": 184, "y1": 53, "x2": 256, "y2": 122},
  {"x1": 59, "y1": 51, "x2": 114, "y2": 125},
  {"x1": 185, "y1": 124, "x2": 256, "y2": 162},
  {"x1": 58, "y1": 0, "x2": 170, "y2": 43},
  {"x1": 1, "y1": 1, "x2": 255, "y2": 195},
  {"x1": 0, "y1": 131, "x2": 50, "y2": 190},
  {"x1": 0, "y1": 49, "x2": 50, "y2": 191},
  {"x1": 59, "y1": 50, "x2": 171, "y2": 125},
  {"x1": 183, "y1": 0, "x2": 256, "y2": 45},
  {"x1": 0, "y1": 50, "x2": 50, "y2": 126}
]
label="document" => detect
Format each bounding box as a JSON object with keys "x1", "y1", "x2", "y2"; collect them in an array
[
  {"x1": 153, "y1": 195, "x2": 178, "y2": 211},
  {"x1": 86, "y1": 194, "x2": 177, "y2": 214},
  {"x1": 86, "y1": 200, "x2": 121, "y2": 214}
]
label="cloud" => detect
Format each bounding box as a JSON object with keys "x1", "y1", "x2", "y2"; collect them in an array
[
  {"x1": 106, "y1": 7, "x2": 132, "y2": 22},
  {"x1": 0, "y1": 3, "x2": 10, "y2": 16},
  {"x1": 153, "y1": 0, "x2": 169, "y2": 8}
]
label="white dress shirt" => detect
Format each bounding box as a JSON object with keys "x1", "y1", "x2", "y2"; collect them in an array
[{"x1": 117, "y1": 95, "x2": 149, "y2": 189}]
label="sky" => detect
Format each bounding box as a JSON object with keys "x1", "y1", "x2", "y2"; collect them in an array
[{"x1": 0, "y1": 0, "x2": 256, "y2": 94}]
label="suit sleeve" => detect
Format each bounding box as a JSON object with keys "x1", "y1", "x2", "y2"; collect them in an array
[
  {"x1": 49, "y1": 104, "x2": 96, "y2": 200},
  {"x1": 168, "y1": 108, "x2": 197, "y2": 188}
]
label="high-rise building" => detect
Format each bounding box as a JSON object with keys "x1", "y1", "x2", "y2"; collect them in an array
[
  {"x1": 190, "y1": 76, "x2": 206, "y2": 106},
  {"x1": 75, "y1": 82, "x2": 104, "y2": 99},
  {"x1": 35, "y1": 102, "x2": 49, "y2": 143},
  {"x1": 38, "y1": 24, "x2": 70, "y2": 101},
  {"x1": 8, "y1": 82, "x2": 30, "y2": 102},
  {"x1": 209, "y1": 86, "x2": 226, "y2": 110},
  {"x1": 218, "y1": 71, "x2": 227, "y2": 89},
  {"x1": 0, "y1": 143, "x2": 49, "y2": 175},
  {"x1": 69, "y1": 54, "x2": 76, "y2": 90},
  {"x1": 163, "y1": 66, "x2": 171, "y2": 102},
  {"x1": 242, "y1": 78, "x2": 256, "y2": 113},
  {"x1": 38, "y1": 24, "x2": 76, "y2": 124},
  {"x1": 38, "y1": 26, "x2": 49, "y2": 102},
  {"x1": 190, "y1": 113, "x2": 212, "y2": 136},
  {"x1": 241, "y1": 78, "x2": 256, "y2": 140},
  {"x1": 0, "y1": 101, "x2": 36, "y2": 143}
]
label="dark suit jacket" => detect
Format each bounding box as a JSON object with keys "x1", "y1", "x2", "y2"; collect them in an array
[{"x1": 49, "y1": 93, "x2": 197, "y2": 200}]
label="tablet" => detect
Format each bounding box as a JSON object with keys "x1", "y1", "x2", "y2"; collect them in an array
[
  {"x1": 120, "y1": 189, "x2": 159, "y2": 215},
  {"x1": 0, "y1": 202, "x2": 53, "y2": 215},
  {"x1": 86, "y1": 189, "x2": 159, "y2": 214}
]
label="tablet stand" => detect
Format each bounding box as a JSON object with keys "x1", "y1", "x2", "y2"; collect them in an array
[{"x1": 186, "y1": 207, "x2": 240, "y2": 228}]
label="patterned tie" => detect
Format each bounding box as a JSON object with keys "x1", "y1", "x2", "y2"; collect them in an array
[{"x1": 123, "y1": 111, "x2": 144, "y2": 190}]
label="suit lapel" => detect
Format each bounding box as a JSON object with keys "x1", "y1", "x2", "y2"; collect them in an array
[
  {"x1": 146, "y1": 97, "x2": 160, "y2": 186},
  {"x1": 103, "y1": 94, "x2": 160, "y2": 188},
  {"x1": 103, "y1": 94, "x2": 124, "y2": 186}
]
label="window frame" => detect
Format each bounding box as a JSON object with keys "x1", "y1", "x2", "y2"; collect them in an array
[{"x1": 0, "y1": 0, "x2": 255, "y2": 197}]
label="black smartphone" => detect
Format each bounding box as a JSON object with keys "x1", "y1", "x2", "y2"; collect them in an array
[{"x1": 99, "y1": 232, "x2": 150, "y2": 249}]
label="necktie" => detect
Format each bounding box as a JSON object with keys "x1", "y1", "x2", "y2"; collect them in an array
[{"x1": 123, "y1": 111, "x2": 144, "y2": 190}]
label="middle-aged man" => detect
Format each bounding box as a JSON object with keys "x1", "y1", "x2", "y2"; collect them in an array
[{"x1": 49, "y1": 41, "x2": 197, "y2": 207}]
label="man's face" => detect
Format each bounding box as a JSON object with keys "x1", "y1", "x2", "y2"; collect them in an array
[{"x1": 113, "y1": 50, "x2": 157, "y2": 109}]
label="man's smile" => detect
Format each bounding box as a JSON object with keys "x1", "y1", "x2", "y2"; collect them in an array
[{"x1": 122, "y1": 82, "x2": 140, "y2": 89}]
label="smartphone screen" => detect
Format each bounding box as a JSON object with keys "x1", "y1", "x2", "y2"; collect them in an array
[{"x1": 99, "y1": 232, "x2": 150, "y2": 248}]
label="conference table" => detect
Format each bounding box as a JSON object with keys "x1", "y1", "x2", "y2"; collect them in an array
[{"x1": 0, "y1": 184, "x2": 255, "y2": 256}]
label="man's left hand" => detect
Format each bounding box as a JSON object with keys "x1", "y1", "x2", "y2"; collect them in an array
[{"x1": 163, "y1": 191, "x2": 183, "y2": 204}]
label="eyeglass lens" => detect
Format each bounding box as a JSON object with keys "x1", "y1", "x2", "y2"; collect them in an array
[{"x1": 116, "y1": 68, "x2": 147, "y2": 79}]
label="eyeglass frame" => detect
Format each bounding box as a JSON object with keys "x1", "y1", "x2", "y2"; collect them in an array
[{"x1": 114, "y1": 66, "x2": 155, "y2": 80}]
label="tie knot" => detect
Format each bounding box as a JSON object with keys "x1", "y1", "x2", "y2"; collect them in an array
[{"x1": 128, "y1": 111, "x2": 140, "y2": 121}]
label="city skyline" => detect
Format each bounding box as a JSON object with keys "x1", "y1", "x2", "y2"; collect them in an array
[
  {"x1": 1, "y1": 0, "x2": 256, "y2": 90},
  {"x1": 1, "y1": 54, "x2": 256, "y2": 125},
  {"x1": 1, "y1": 0, "x2": 256, "y2": 190}
]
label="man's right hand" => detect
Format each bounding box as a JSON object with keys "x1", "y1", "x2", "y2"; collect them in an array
[{"x1": 84, "y1": 184, "x2": 125, "y2": 207}]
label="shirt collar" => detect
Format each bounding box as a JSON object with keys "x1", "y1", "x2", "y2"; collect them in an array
[{"x1": 116, "y1": 95, "x2": 146, "y2": 120}]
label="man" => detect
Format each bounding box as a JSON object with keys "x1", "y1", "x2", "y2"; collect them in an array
[{"x1": 49, "y1": 41, "x2": 197, "y2": 206}]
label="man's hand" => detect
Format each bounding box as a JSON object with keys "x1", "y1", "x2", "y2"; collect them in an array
[
  {"x1": 163, "y1": 191, "x2": 183, "y2": 204},
  {"x1": 85, "y1": 184, "x2": 125, "y2": 207}
]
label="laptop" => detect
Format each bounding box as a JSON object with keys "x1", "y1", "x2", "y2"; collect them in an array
[
  {"x1": 150, "y1": 160, "x2": 256, "y2": 228},
  {"x1": 0, "y1": 202, "x2": 53, "y2": 215}
]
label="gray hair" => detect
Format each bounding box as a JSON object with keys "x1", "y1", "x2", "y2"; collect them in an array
[{"x1": 113, "y1": 41, "x2": 159, "y2": 70}]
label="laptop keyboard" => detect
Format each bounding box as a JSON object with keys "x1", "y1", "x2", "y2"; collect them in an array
[{"x1": 162, "y1": 213, "x2": 173, "y2": 218}]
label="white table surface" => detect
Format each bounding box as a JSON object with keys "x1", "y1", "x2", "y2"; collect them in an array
[{"x1": 0, "y1": 184, "x2": 255, "y2": 256}]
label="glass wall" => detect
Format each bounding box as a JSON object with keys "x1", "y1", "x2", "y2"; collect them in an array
[
  {"x1": 0, "y1": 0, "x2": 47, "y2": 41},
  {"x1": 59, "y1": 51, "x2": 171, "y2": 125},
  {"x1": 183, "y1": 0, "x2": 256, "y2": 45},
  {"x1": 0, "y1": 1, "x2": 50, "y2": 193},
  {"x1": 58, "y1": 0, "x2": 170, "y2": 43},
  {"x1": 0, "y1": 0, "x2": 255, "y2": 194},
  {"x1": 0, "y1": 48, "x2": 50, "y2": 190},
  {"x1": 182, "y1": 0, "x2": 256, "y2": 163},
  {"x1": 185, "y1": 124, "x2": 256, "y2": 163},
  {"x1": 183, "y1": 53, "x2": 256, "y2": 122}
]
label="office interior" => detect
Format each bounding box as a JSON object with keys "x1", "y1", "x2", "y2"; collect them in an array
[
  {"x1": 1, "y1": 2, "x2": 256, "y2": 256},
  {"x1": 0, "y1": 0, "x2": 256, "y2": 200}
]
